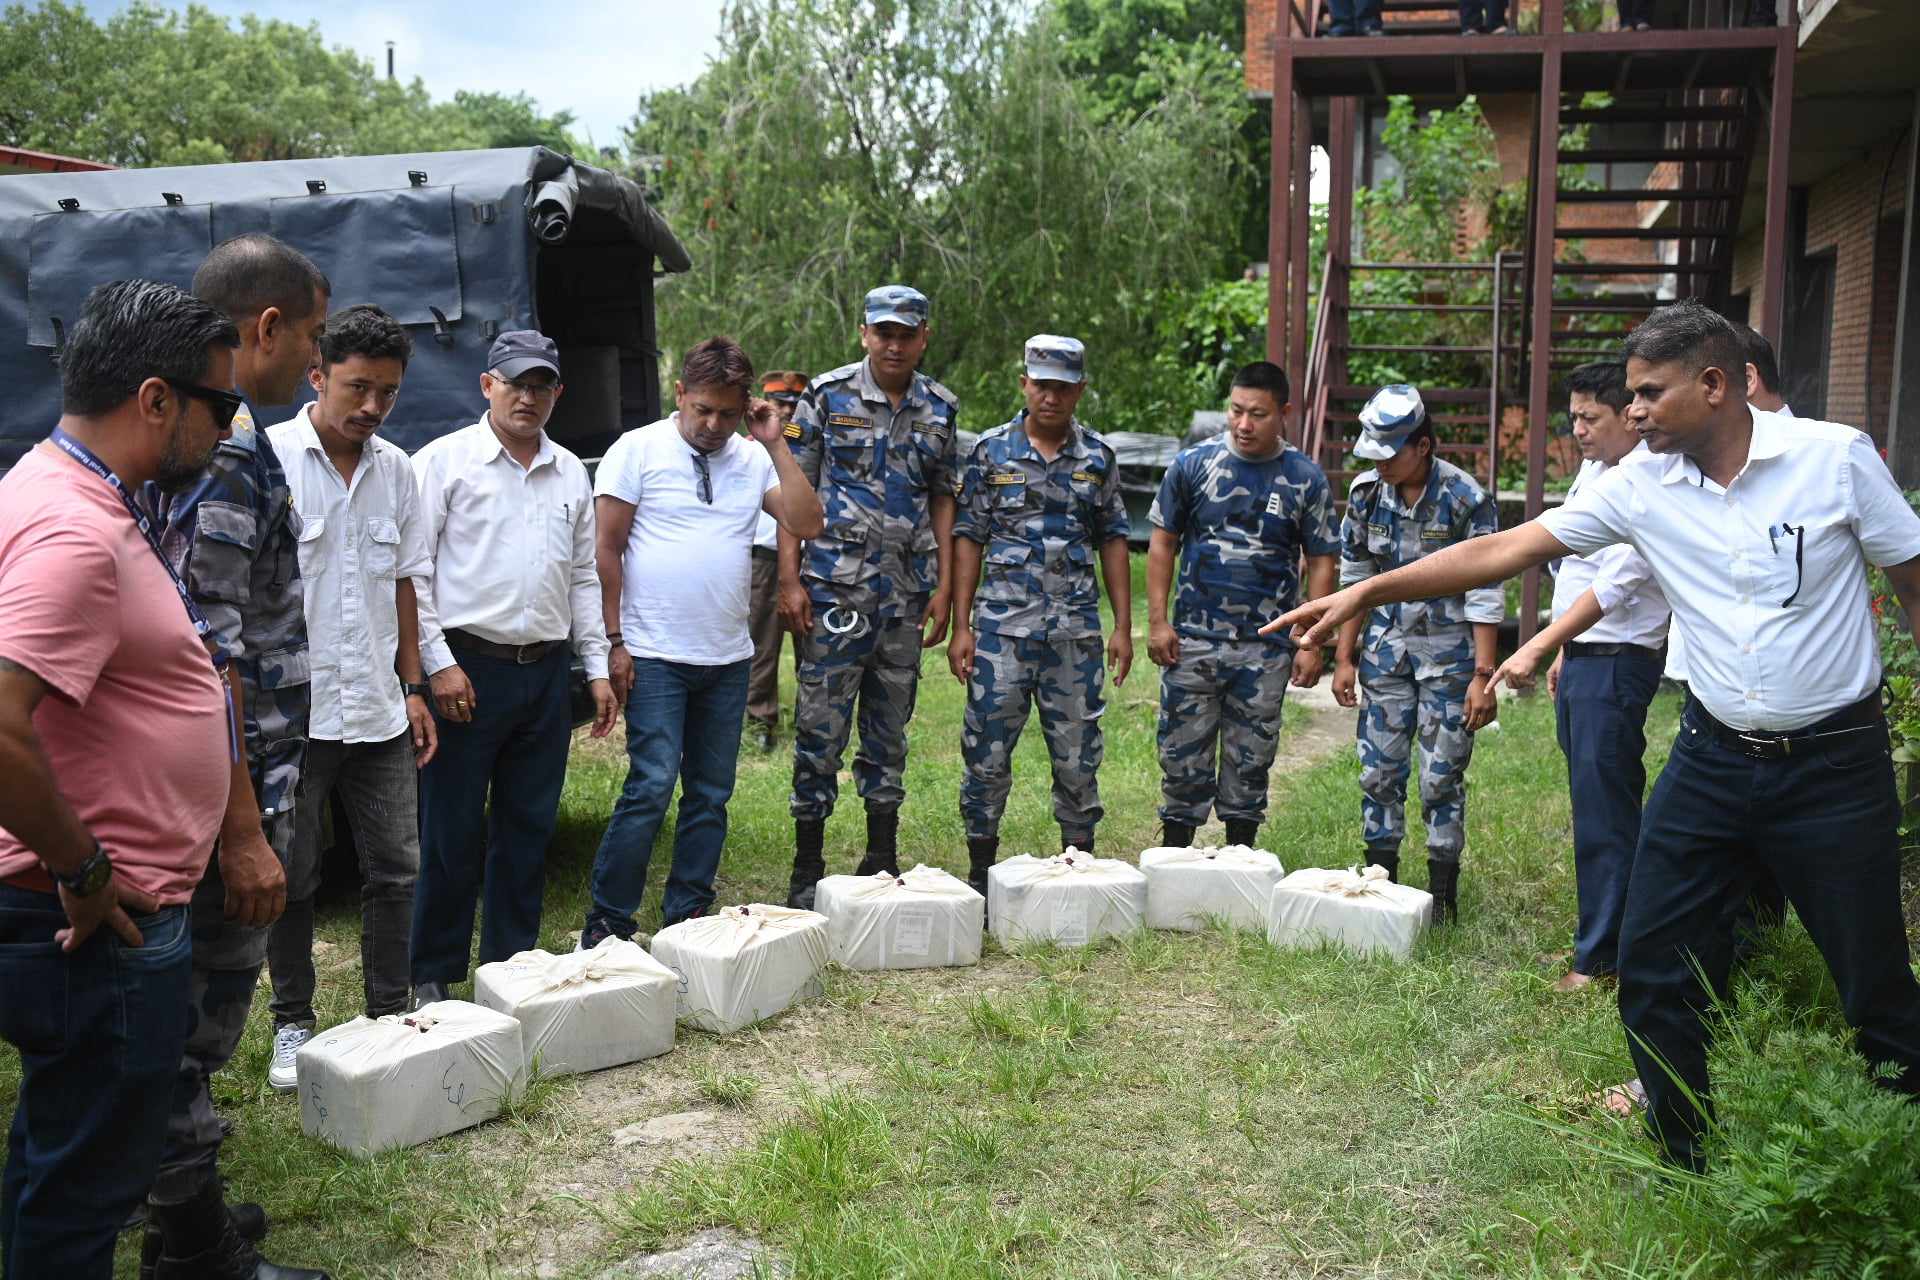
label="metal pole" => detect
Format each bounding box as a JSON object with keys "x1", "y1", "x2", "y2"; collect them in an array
[
  {"x1": 1521, "y1": 25, "x2": 1565, "y2": 645},
  {"x1": 1268, "y1": 44, "x2": 1295, "y2": 365},
  {"x1": 1758, "y1": 27, "x2": 1795, "y2": 347},
  {"x1": 1289, "y1": 87, "x2": 1312, "y2": 408}
]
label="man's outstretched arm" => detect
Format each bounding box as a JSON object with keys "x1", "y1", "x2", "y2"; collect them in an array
[{"x1": 1264, "y1": 521, "x2": 1572, "y2": 650}]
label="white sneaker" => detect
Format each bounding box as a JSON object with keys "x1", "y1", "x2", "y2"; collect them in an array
[{"x1": 268, "y1": 1024, "x2": 310, "y2": 1093}]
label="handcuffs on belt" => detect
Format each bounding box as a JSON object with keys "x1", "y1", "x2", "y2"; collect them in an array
[{"x1": 821, "y1": 606, "x2": 871, "y2": 639}]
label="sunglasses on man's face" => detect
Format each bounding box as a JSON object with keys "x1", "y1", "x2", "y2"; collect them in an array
[{"x1": 165, "y1": 378, "x2": 246, "y2": 432}]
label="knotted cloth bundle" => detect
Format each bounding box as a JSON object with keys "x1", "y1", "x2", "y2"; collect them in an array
[
  {"x1": 1137, "y1": 844, "x2": 1287, "y2": 932},
  {"x1": 987, "y1": 849, "x2": 1148, "y2": 949},
  {"x1": 815, "y1": 864, "x2": 985, "y2": 970},
  {"x1": 1265, "y1": 864, "x2": 1434, "y2": 960},
  {"x1": 651, "y1": 904, "x2": 831, "y2": 1033},
  {"x1": 474, "y1": 936, "x2": 677, "y2": 1076}
]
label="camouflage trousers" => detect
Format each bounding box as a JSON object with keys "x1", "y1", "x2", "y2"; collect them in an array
[
  {"x1": 1357, "y1": 660, "x2": 1474, "y2": 864},
  {"x1": 789, "y1": 605, "x2": 926, "y2": 821},
  {"x1": 960, "y1": 629, "x2": 1106, "y2": 844},
  {"x1": 152, "y1": 809, "x2": 294, "y2": 1202},
  {"x1": 1157, "y1": 636, "x2": 1292, "y2": 826}
]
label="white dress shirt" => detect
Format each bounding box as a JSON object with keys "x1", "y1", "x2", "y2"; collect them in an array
[
  {"x1": 268, "y1": 407, "x2": 431, "y2": 743},
  {"x1": 1541, "y1": 408, "x2": 1920, "y2": 731},
  {"x1": 409, "y1": 418, "x2": 610, "y2": 680},
  {"x1": 1549, "y1": 451, "x2": 1672, "y2": 649}
]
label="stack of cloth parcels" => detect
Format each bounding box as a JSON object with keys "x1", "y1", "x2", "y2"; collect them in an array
[
  {"x1": 651, "y1": 904, "x2": 830, "y2": 1033},
  {"x1": 474, "y1": 936, "x2": 677, "y2": 1076},
  {"x1": 814, "y1": 864, "x2": 985, "y2": 970},
  {"x1": 987, "y1": 850, "x2": 1147, "y2": 949},
  {"x1": 1137, "y1": 844, "x2": 1286, "y2": 932},
  {"x1": 1265, "y1": 864, "x2": 1433, "y2": 960}
]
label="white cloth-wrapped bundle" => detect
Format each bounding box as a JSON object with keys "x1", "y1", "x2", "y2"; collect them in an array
[
  {"x1": 296, "y1": 1000, "x2": 523, "y2": 1156},
  {"x1": 651, "y1": 904, "x2": 830, "y2": 1033},
  {"x1": 1265, "y1": 864, "x2": 1433, "y2": 960},
  {"x1": 987, "y1": 850, "x2": 1147, "y2": 949},
  {"x1": 814, "y1": 864, "x2": 985, "y2": 971},
  {"x1": 472, "y1": 937, "x2": 676, "y2": 1077},
  {"x1": 1138, "y1": 844, "x2": 1286, "y2": 932}
]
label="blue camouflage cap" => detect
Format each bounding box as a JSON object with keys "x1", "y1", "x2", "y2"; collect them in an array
[
  {"x1": 1352, "y1": 384, "x2": 1427, "y2": 461},
  {"x1": 1023, "y1": 334, "x2": 1086, "y2": 385},
  {"x1": 863, "y1": 285, "x2": 930, "y2": 328}
]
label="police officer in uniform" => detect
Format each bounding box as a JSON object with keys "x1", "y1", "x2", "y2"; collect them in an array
[
  {"x1": 780, "y1": 287, "x2": 959, "y2": 909},
  {"x1": 1336, "y1": 385, "x2": 1500, "y2": 922},
  {"x1": 949, "y1": 336, "x2": 1132, "y2": 894},
  {"x1": 1147, "y1": 361, "x2": 1338, "y2": 848}
]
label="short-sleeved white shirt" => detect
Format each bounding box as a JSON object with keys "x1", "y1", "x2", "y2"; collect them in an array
[
  {"x1": 1549, "y1": 451, "x2": 1671, "y2": 649},
  {"x1": 1540, "y1": 408, "x2": 1920, "y2": 731},
  {"x1": 595, "y1": 415, "x2": 778, "y2": 665}
]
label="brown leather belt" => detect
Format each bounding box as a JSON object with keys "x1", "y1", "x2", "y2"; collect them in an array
[{"x1": 447, "y1": 629, "x2": 565, "y2": 665}]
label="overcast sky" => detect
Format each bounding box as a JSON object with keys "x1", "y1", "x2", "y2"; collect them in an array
[{"x1": 87, "y1": 1, "x2": 726, "y2": 148}]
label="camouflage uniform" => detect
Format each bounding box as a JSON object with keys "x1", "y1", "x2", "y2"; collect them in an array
[
  {"x1": 1342, "y1": 457, "x2": 1500, "y2": 864},
  {"x1": 956, "y1": 412, "x2": 1129, "y2": 845},
  {"x1": 786, "y1": 357, "x2": 959, "y2": 821},
  {"x1": 147, "y1": 403, "x2": 310, "y2": 1201},
  {"x1": 1150, "y1": 440, "x2": 1338, "y2": 826}
]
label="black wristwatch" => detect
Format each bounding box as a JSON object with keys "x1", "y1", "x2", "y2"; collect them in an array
[
  {"x1": 403, "y1": 682, "x2": 431, "y2": 700},
  {"x1": 53, "y1": 840, "x2": 113, "y2": 898}
]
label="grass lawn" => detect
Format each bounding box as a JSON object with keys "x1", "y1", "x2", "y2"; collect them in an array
[{"x1": 5, "y1": 564, "x2": 1916, "y2": 1278}]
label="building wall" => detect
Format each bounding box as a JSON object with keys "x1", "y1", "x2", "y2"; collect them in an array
[{"x1": 1805, "y1": 139, "x2": 1909, "y2": 434}]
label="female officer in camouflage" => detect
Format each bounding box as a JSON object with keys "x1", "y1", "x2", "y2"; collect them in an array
[{"x1": 1334, "y1": 385, "x2": 1500, "y2": 922}]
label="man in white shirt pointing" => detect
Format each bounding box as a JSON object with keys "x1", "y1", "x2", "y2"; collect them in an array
[
  {"x1": 408, "y1": 330, "x2": 617, "y2": 1004},
  {"x1": 1268, "y1": 301, "x2": 1920, "y2": 1171}
]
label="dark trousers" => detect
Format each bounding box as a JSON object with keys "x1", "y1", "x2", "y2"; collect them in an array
[
  {"x1": 586, "y1": 657, "x2": 749, "y2": 937},
  {"x1": 1459, "y1": 0, "x2": 1508, "y2": 29},
  {"x1": 268, "y1": 733, "x2": 419, "y2": 1027},
  {"x1": 411, "y1": 645, "x2": 571, "y2": 985},
  {"x1": 1554, "y1": 647, "x2": 1662, "y2": 976},
  {"x1": 1326, "y1": 0, "x2": 1382, "y2": 33},
  {"x1": 153, "y1": 812, "x2": 291, "y2": 1204},
  {"x1": 1618, "y1": 698, "x2": 1920, "y2": 1169},
  {"x1": 0, "y1": 885, "x2": 192, "y2": 1279},
  {"x1": 747, "y1": 548, "x2": 784, "y2": 728},
  {"x1": 1615, "y1": 0, "x2": 1657, "y2": 25}
]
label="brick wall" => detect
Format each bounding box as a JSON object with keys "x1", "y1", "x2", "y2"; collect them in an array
[{"x1": 1805, "y1": 140, "x2": 1910, "y2": 432}]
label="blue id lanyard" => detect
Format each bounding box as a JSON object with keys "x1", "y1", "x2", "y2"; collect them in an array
[{"x1": 49, "y1": 429, "x2": 239, "y2": 763}]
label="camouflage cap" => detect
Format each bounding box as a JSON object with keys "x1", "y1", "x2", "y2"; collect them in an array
[
  {"x1": 1352, "y1": 384, "x2": 1427, "y2": 460},
  {"x1": 863, "y1": 285, "x2": 930, "y2": 328},
  {"x1": 1023, "y1": 334, "x2": 1086, "y2": 385},
  {"x1": 761, "y1": 370, "x2": 806, "y2": 402}
]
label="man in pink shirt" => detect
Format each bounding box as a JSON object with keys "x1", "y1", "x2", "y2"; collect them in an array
[{"x1": 0, "y1": 280, "x2": 240, "y2": 1279}]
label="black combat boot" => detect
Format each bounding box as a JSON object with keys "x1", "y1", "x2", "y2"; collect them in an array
[
  {"x1": 1366, "y1": 847, "x2": 1400, "y2": 883},
  {"x1": 1428, "y1": 860, "x2": 1460, "y2": 925},
  {"x1": 854, "y1": 807, "x2": 900, "y2": 877},
  {"x1": 150, "y1": 1177, "x2": 328, "y2": 1280},
  {"x1": 1062, "y1": 832, "x2": 1094, "y2": 856},
  {"x1": 1160, "y1": 819, "x2": 1198, "y2": 849},
  {"x1": 966, "y1": 836, "x2": 999, "y2": 901},
  {"x1": 1223, "y1": 819, "x2": 1260, "y2": 847},
  {"x1": 786, "y1": 818, "x2": 827, "y2": 910},
  {"x1": 141, "y1": 1197, "x2": 267, "y2": 1280}
]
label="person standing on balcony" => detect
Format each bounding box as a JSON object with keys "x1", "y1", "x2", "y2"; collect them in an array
[
  {"x1": 1147, "y1": 361, "x2": 1339, "y2": 851},
  {"x1": 1334, "y1": 385, "x2": 1501, "y2": 924},
  {"x1": 1458, "y1": 0, "x2": 1510, "y2": 35},
  {"x1": 1615, "y1": 0, "x2": 1655, "y2": 31},
  {"x1": 1325, "y1": 1, "x2": 1383, "y2": 37}
]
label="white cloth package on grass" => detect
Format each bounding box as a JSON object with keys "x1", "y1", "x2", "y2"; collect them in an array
[
  {"x1": 472, "y1": 937, "x2": 676, "y2": 1077},
  {"x1": 651, "y1": 904, "x2": 830, "y2": 1033},
  {"x1": 988, "y1": 850, "x2": 1147, "y2": 949},
  {"x1": 1265, "y1": 864, "x2": 1433, "y2": 960},
  {"x1": 815, "y1": 864, "x2": 985, "y2": 971},
  {"x1": 1138, "y1": 845, "x2": 1286, "y2": 932},
  {"x1": 296, "y1": 1000, "x2": 523, "y2": 1157}
]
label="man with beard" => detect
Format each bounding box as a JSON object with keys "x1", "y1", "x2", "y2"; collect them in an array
[{"x1": 0, "y1": 280, "x2": 238, "y2": 1278}]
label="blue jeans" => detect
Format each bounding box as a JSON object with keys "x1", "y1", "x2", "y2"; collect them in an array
[
  {"x1": 0, "y1": 885, "x2": 192, "y2": 1279},
  {"x1": 1326, "y1": 0, "x2": 1382, "y2": 33},
  {"x1": 1554, "y1": 646, "x2": 1662, "y2": 976},
  {"x1": 586, "y1": 657, "x2": 749, "y2": 937}
]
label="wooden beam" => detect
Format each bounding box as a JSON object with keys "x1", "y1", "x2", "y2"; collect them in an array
[
  {"x1": 1268, "y1": 41, "x2": 1294, "y2": 365},
  {"x1": 1758, "y1": 27, "x2": 1794, "y2": 347},
  {"x1": 1328, "y1": 97, "x2": 1357, "y2": 393},
  {"x1": 1521, "y1": 32, "x2": 1564, "y2": 646},
  {"x1": 1888, "y1": 94, "x2": 1920, "y2": 486},
  {"x1": 1289, "y1": 86, "x2": 1312, "y2": 410}
]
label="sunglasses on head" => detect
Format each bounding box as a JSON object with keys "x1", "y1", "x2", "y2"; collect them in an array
[{"x1": 165, "y1": 378, "x2": 246, "y2": 432}]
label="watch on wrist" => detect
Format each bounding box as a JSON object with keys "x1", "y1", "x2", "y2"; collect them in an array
[
  {"x1": 1473, "y1": 665, "x2": 1497, "y2": 679},
  {"x1": 54, "y1": 840, "x2": 113, "y2": 898},
  {"x1": 403, "y1": 682, "x2": 431, "y2": 699}
]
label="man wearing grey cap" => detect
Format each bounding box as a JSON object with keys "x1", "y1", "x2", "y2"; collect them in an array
[
  {"x1": 779, "y1": 286, "x2": 960, "y2": 909},
  {"x1": 406, "y1": 330, "x2": 617, "y2": 1004},
  {"x1": 950, "y1": 336, "x2": 1132, "y2": 893},
  {"x1": 1336, "y1": 384, "x2": 1500, "y2": 922}
]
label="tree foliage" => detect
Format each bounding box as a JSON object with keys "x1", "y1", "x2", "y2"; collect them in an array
[
  {"x1": 0, "y1": 1, "x2": 587, "y2": 167},
  {"x1": 625, "y1": 0, "x2": 1254, "y2": 434}
]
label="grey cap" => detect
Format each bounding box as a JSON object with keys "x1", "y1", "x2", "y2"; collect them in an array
[
  {"x1": 487, "y1": 329, "x2": 561, "y2": 380},
  {"x1": 1023, "y1": 334, "x2": 1086, "y2": 384},
  {"x1": 863, "y1": 285, "x2": 929, "y2": 328},
  {"x1": 1352, "y1": 384, "x2": 1426, "y2": 461}
]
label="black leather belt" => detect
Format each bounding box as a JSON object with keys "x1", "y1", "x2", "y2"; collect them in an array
[
  {"x1": 447, "y1": 629, "x2": 564, "y2": 665},
  {"x1": 750, "y1": 545, "x2": 777, "y2": 560},
  {"x1": 1687, "y1": 691, "x2": 1884, "y2": 761},
  {"x1": 1564, "y1": 641, "x2": 1665, "y2": 659}
]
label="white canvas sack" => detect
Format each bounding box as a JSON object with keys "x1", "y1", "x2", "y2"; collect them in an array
[
  {"x1": 650, "y1": 904, "x2": 830, "y2": 1033},
  {"x1": 987, "y1": 850, "x2": 1147, "y2": 949},
  {"x1": 473, "y1": 936, "x2": 677, "y2": 1077},
  {"x1": 1138, "y1": 844, "x2": 1286, "y2": 932},
  {"x1": 296, "y1": 1000, "x2": 524, "y2": 1157},
  {"x1": 814, "y1": 864, "x2": 984, "y2": 970},
  {"x1": 1265, "y1": 864, "x2": 1433, "y2": 960}
]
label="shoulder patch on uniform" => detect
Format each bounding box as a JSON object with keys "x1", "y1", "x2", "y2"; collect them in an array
[
  {"x1": 783, "y1": 422, "x2": 803, "y2": 439},
  {"x1": 919, "y1": 375, "x2": 960, "y2": 408},
  {"x1": 809, "y1": 362, "x2": 863, "y2": 393},
  {"x1": 1348, "y1": 472, "x2": 1381, "y2": 494},
  {"x1": 827, "y1": 414, "x2": 868, "y2": 429},
  {"x1": 1420, "y1": 529, "x2": 1452, "y2": 541}
]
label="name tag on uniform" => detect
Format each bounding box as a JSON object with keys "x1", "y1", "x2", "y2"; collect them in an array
[
  {"x1": 912, "y1": 422, "x2": 948, "y2": 437},
  {"x1": 1071, "y1": 470, "x2": 1096, "y2": 483},
  {"x1": 987, "y1": 473, "x2": 1023, "y2": 486},
  {"x1": 827, "y1": 414, "x2": 868, "y2": 429},
  {"x1": 1420, "y1": 529, "x2": 1451, "y2": 542},
  {"x1": 1367, "y1": 521, "x2": 1391, "y2": 539}
]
